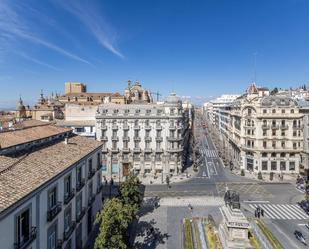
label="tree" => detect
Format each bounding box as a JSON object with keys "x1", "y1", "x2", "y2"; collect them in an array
[
  {"x1": 270, "y1": 87, "x2": 278, "y2": 95},
  {"x1": 94, "y1": 198, "x2": 136, "y2": 249},
  {"x1": 119, "y1": 173, "x2": 143, "y2": 209}
]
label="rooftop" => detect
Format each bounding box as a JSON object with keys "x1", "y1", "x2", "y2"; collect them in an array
[
  {"x1": 0, "y1": 125, "x2": 71, "y2": 149},
  {"x1": 0, "y1": 135, "x2": 103, "y2": 213}
]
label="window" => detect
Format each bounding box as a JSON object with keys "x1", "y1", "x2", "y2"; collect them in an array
[
  {"x1": 48, "y1": 223, "x2": 57, "y2": 249},
  {"x1": 145, "y1": 141, "x2": 150, "y2": 149},
  {"x1": 280, "y1": 153, "x2": 286, "y2": 158},
  {"x1": 145, "y1": 153, "x2": 151, "y2": 161},
  {"x1": 271, "y1": 153, "x2": 276, "y2": 157},
  {"x1": 289, "y1": 161, "x2": 295, "y2": 171},
  {"x1": 248, "y1": 108, "x2": 252, "y2": 115},
  {"x1": 263, "y1": 130, "x2": 267, "y2": 136},
  {"x1": 155, "y1": 153, "x2": 161, "y2": 161},
  {"x1": 291, "y1": 109, "x2": 294, "y2": 113},
  {"x1": 280, "y1": 161, "x2": 286, "y2": 171},
  {"x1": 272, "y1": 130, "x2": 276, "y2": 136},
  {"x1": 64, "y1": 175, "x2": 72, "y2": 198},
  {"x1": 75, "y1": 127, "x2": 85, "y2": 133},
  {"x1": 16, "y1": 207, "x2": 31, "y2": 247},
  {"x1": 76, "y1": 193, "x2": 82, "y2": 217},
  {"x1": 272, "y1": 109, "x2": 276, "y2": 114},
  {"x1": 134, "y1": 141, "x2": 139, "y2": 149},
  {"x1": 145, "y1": 130, "x2": 150, "y2": 137},
  {"x1": 88, "y1": 159, "x2": 92, "y2": 173},
  {"x1": 271, "y1": 161, "x2": 277, "y2": 171},
  {"x1": 112, "y1": 141, "x2": 117, "y2": 150},
  {"x1": 281, "y1": 120, "x2": 285, "y2": 125},
  {"x1": 272, "y1": 141, "x2": 276, "y2": 148},
  {"x1": 64, "y1": 205, "x2": 72, "y2": 233},
  {"x1": 263, "y1": 141, "x2": 267, "y2": 148},
  {"x1": 293, "y1": 131, "x2": 297, "y2": 137},
  {"x1": 281, "y1": 109, "x2": 285, "y2": 114},
  {"x1": 293, "y1": 143, "x2": 297, "y2": 149},
  {"x1": 262, "y1": 161, "x2": 268, "y2": 171},
  {"x1": 281, "y1": 131, "x2": 285, "y2": 136},
  {"x1": 281, "y1": 142, "x2": 285, "y2": 148},
  {"x1": 48, "y1": 187, "x2": 57, "y2": 209},
  {"x1": 112, "y1": 130, "x2": 117, "y2": 137},
  {"x1": 156, "y1": 142, "x2": 161, "y2": 150},
  {"x1": 134, "y1": 130, "x2": 139, "y2": 137},
  {"x1": 263, "y1": 109, "x2": 267, "y2": 114},
  {"x1": 290, "y1": 153, "x2": 295, "y2": 157},
  {"x1": 123, "y1": 141, "x2": 128, "y2": 149},
  {"x1": 262, "y1": 153, "x2": 267, "y2": 157},
  {"x1": 157, "y1": 130, "x2": 161, "y2": 137}
]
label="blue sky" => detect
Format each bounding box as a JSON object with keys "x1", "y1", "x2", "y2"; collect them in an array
[{"x1": 0, "y1": 0, "x2": 309, "y2": 107}]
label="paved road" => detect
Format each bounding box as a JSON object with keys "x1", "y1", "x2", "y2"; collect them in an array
[{"x1": 141, "y1": 114, "x2": 307, "y2": 249}]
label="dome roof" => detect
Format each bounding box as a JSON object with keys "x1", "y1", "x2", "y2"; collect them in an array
[
  {"x1": 166, "y1": 92, "x2": 181, "y2": 104},
  {"x1": 16, "y1": 97, "x2": 26, "y2": 111}
]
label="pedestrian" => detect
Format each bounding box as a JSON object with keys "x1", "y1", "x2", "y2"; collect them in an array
[
  {"x1": 254, "y1": 210, "x2": 257, "y2": 218},
  {"x1": 261, "y1": 209, "x2": 264, "y2": 217},
  {"x1": 257, "y1": 211, "x2": 260, "y2": 219}
]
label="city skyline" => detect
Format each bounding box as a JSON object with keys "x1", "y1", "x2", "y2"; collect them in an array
[{"x1": 1, "y1": 0, "x2": 309, "y2": 107}]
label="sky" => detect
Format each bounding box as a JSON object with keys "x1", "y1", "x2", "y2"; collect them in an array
[{"x1": 0, "y1": 0, "x2": 309, "y2": 108}]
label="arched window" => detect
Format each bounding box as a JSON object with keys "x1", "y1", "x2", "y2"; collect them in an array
[{"x1": 291, "y1": 109, "x2": 294, "y2": 113}]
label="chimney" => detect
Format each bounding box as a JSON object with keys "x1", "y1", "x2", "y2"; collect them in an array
[{"x1": 64, "y1": 135, "x2": 69, "y2": 145}]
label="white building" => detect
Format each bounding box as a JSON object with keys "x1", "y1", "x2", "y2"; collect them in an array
[
  {"x1": 0, "y1": 124, "x2": 103, "y2": 249},
  {"x1": 95, "y1": 93, "x2": 187, "y2": 181}
]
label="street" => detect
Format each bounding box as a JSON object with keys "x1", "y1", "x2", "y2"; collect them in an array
[{"x1": 139, "y1": 114, "x2": 308, "y2": 249}]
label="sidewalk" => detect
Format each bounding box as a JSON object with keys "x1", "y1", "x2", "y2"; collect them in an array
[{"x1": 139, "y1": 165, "x2": 198, "y2": 185}]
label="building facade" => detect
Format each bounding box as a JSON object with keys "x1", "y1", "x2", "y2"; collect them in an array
[
  {"x1": 0, "y1": 125, "x2": 103, "y2": 249},
  {"x1": 95, "y1": 93, "x2": 186, "y2": 181},
  {"x1": 208, "y1": 83, "x2": 303, "y2": 174}
]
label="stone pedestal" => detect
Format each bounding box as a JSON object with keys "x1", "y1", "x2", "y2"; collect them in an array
[{"x1": 219, "y1": 205, "x2": 252, "y2": 249}]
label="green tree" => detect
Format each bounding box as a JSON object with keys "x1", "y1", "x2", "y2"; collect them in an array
[
  {"x1": 119, "y1": 173, "x2": 143, "y2": 209},
  {"x1": 94, "y1": 198, "x2": 136, "y2": 249}
]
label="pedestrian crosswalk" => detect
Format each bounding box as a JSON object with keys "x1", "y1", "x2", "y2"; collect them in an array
[
  {"x1": 204, "y1": 150, "x2": 218, "y2": 158},
  {"x1": 249, "y1": 204, "x2": 309, "y2": 220}
]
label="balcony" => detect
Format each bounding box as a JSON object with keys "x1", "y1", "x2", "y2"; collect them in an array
[
  {"x1": 156, "y1": 125, "x2": 162, "y2": 130},
  {"x1": 155, "y1": 148, "x2": 163, "y2": 153},
  {"x1": 261, "y1": 124, "x2": 270, "y2": 130},
  {"x1": 102, "y1": 147, "x2": 108, "y2": 153},
  {"x1": 293, "y1": 125, "x2": 303, "y2": 130},
  {"x1": 88, "y1": 194, "x2": 95, "y2": 207},
  {"x1": 167, "y1": 147, "x2": 183, "y2": 152},
  {"x1": 145, "y1": 137, "x2": 152, "y2": 142},
  {"x1": 88, "y1": 169, "x2": 96, "y2": 179},
  {"x1": 280, "y1": 124, "x2": 288, "y2": 130},
  {"x1": 111, "y1": 148, "x2": 119, "y2": 153},
  {"x1": 101, "y1": 125, "x2": 107, "y2": 130},
  {"x1": 64, "y1": 188, "x2": 75, "y2": 205},
  {"x1": 111, "y1": 136, "x2": 119, "y2": 141},
  {"x1": 134, "y1": 125, "x2": 140, "y2": 130},
  {"x1": 76, "y1": 207, "x2": 86, "y2": 223},
  {"x1": 167, "y1": 136, "x2": 182, "y2": 141},
  {"x1": 122, "y1": 156, "x2": 130, "y2": 163},
  {"x1": 76, "y1": 179, "x2": 85, "y2": 192},
  {"x1": 47, "y1": 202, "x2": 62, "y2": 222},
  {"x1": 122, "y1": 148, "x2": 130, "y2": 153},
  {"x1": 271, "y1": 124, "x2": 279, "y2": 130},
  {"x1": 145, "y1": 125, "x2": 152, "y2": 130},
  {"x1": 14, "y1": 227, "x2": 37, "y2": 249},
  {"x1": 96, "y1": 184, "x2": 103, "y2": 194},
  {"x1": 144, "y1": 148, "x2": 152, "y2": 153},
  {"x1": 112, "y1": 125, "x2": 118, "y2": 130},
  {"x1": 100, "y1": 136, "x2": 108, "y2": 141},
  {"x1": 169, "y1": 125, "x2": 176, "y2": 130},
  {"x1": 122, "y1": 136, "x2": 130, "y2": 141},
  {"x1": 63, "y1": 221, "x2": 76, "y2": 241},
  {"x1": 123, "y1": 124, "x2": 129, "y2": 130},
  {"x1": 155, "y1": 137, "x2": 163, "y2": 142},
  {"x1": 133, "y1": 148, "x2": 141, "y2": 153},
  {"x1": 134, "y1": 136, "x2": 141, "y2": 141}
]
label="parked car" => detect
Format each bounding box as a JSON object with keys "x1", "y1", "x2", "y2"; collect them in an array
[
  {"x1": 294, "y1": 230, "x2": 306, "y2": 245},
  {"x1": 298, "y1": 200, "x2": 309, "y2": 214}
]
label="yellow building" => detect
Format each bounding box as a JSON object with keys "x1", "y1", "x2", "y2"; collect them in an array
[{"x1": 65, "y1": 82, "x2": 87, "y2": 94}]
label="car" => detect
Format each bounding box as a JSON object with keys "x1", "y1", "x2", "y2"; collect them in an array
[
  {"x1": 294, "y1": 230, "x2": 306, "y2": 245},
  {"x1": 298, "y1": 200, "x2": 309, "y2": 214}
]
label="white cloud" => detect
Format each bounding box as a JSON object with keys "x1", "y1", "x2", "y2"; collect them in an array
[
  {"x1": 0, "y1": 0, "x2": 91, "y2": 64},
  {"x1": 17, "y1": 52, "x2": 60, "y2": 71},
  {"x1": 56, "y1": 0, "x2": 124, "y2": 59}
]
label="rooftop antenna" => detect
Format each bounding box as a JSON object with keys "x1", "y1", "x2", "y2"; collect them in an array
[{"x1": 253, "y1": 52, "x2": 257, "y2": 83}]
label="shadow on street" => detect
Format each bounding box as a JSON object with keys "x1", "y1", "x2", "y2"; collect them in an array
[{"x1": 133, "y1": 218, "x2": 170, "y2": 249}]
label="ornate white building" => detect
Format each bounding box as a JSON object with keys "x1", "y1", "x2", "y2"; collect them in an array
[
  {"x1": 210, "y1": 83, "x2": 304, "y2": 174},
  {"x1": 95, "y1": 93, "x2": 186, "y2": 181}
]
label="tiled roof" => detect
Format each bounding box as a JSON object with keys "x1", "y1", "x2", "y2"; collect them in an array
[
  {"x1": 0, "y1": 125, "x2": 71, "y2": 149},
  {"x1": 61, "y1": 92, "x2": 123, "y2": 97},
  {"x1": 0, "y1": 135, "x2": 103, "y2": 212}
]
